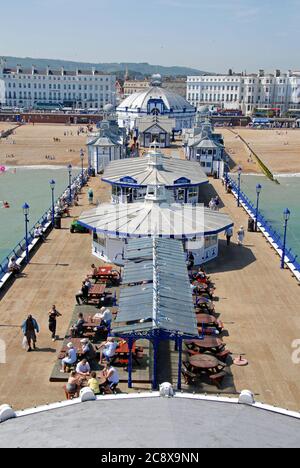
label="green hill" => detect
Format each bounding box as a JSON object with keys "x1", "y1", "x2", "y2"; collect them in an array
[{"x1": 2, "y1": 56, "x2": 209, "y2": 78}]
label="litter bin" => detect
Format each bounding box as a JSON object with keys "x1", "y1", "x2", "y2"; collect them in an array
[
  {"x1": 248, "y1": 217, "x2": 255, "y2": 232},
  {"x1": 54, "y1": 215, "x2": 62, "y2": 230}
]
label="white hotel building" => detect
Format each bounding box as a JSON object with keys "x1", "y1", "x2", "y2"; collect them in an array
[
  {"x1": 0, "y1": 59, "x2": 116, "y2": 110},
  {"x1": 187, "y1": 70, "x2": 300, "y2": 116}
]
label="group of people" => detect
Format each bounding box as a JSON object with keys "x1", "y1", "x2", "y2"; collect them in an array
[
  {"x1": 66, "y1": 364, "x2": 120, "y2": 398},
  {"x1": 21, "y1": 305, "x2": 62, "y2": 351},
  {"x1": 208, "y1": 196, "x2": 221, "y2": 211}
]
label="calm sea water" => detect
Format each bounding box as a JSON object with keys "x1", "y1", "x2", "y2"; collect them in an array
[
  {"x1": 0, "y1": 167, "x2": 79, "y2": 262},
  {"x1": 234, "y1": 174, "x2": 300, "y2": 258}
]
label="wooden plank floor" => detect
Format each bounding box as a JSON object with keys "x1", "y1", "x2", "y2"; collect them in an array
[
  {"x1": 0, "y1": 176, "x2": 113, "y2": 410},
  {"x1": 204, "y1": 179, "x2": 300, "y2": 411}
]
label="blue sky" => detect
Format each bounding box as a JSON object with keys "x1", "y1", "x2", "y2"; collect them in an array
[{"x1": 1, "y1": 0, "x2": 299, "y2": 72}]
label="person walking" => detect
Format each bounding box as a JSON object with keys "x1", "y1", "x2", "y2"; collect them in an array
[
  {"x1": 237, "y1": 226, "x2": 245, "y2": 246},
  {"x1": 48, "y1": 305, "x2": 62, "y2": 342},
  {"x1": 88, "y1": 188, "x2": 94, "y2": 205},
  {"x1": 21, "y1": 315, "x2": 39, "y2": 352},
  {"x1": 225, "y1": 227, "x2": 233, "y2": 246}
]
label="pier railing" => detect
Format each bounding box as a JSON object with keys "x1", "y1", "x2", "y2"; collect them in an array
[
  {"x1": 227, "y1": 175, "x2": 300, "y2": 276},
  {"x1": 0, "y1": 172, "x2": 86, "y2": 282}
]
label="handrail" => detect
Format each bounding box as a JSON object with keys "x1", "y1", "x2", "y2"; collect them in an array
[
  {"x1": 0, "y1": 171, "x2": 87, "y2": 281},
  {"x1": 227, "y1": 175, "x2": 300, "y2": 273}
]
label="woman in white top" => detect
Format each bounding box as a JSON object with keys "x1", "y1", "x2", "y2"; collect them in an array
[{"x1": 99, "y1": 338, "x2": 118, "y2": 364}]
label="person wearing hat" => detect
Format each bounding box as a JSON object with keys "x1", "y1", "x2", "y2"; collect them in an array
[
  {"x1": 98, "y1": 337, "x2": 118, "y2": 365},
  {"x1": 80, "y1": 338, "x2": 97, "y2": 362},
  {"x1": 237, "y1": 226, "x2": 245, "y2": 246},
  {"x1": 60, "y1": 343, "x2": 77, "y2": 373}
]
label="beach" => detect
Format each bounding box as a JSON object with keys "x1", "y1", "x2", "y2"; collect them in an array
[
  {"x1": 0, "y1": 123, "x2": 92, "y2": 167},
  {"x1": 220, "y1": 128, "x2": 300, "y2": 175}
]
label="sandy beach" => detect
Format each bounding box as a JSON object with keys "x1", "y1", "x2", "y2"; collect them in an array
[
  {"x1": 0, "y1": 123, "x2": 93, "y2": 167},
  {"x1": 220, "y1": 128, "x2": 300, "y2": 175}
]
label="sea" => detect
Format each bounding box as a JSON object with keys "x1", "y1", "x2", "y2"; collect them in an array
[
  {"x1": 0, "y1": 167, "x2": 79, "y2": 262},
  {"x1": 233, "y1": 173, "x2": 300, "y2": 259}
]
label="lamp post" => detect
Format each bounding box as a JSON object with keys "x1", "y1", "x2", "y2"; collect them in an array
[
  {"x1": 22, "y1": 203, "x2": 30, "y2": 264},
  {"x1": 50, "y1": 179, "x2": 56, "y2": 226},
  {"x1": 67, "y1": 164, "x2": 72, "y2": 204},
  {"x1": 80, "y1": 149, "x2": 84, "y2": 187},
  {"x1": 255, "y1": 183, "x2": 262, "y2": 231},
  {"x1": 237, "y1": 166, "x2": 242, "y2": 207},
  {"x1": 281, "y1": 208, "x2": 291, "y2": 270}
]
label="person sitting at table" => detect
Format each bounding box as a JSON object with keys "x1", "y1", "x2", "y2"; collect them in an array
[
  {"x1": 65, "y1": 371, "x2": 80, "y2": 398},
  {"x1": 98, "y1": 307, "x2": 113, "y2": 328},
  {"x1": 88, "y1": 371, "x2": 100, "y2": 395},
  {"x1": 102, "y1": 364, "x2": 120, "y2": 391},
  {"x1": 98, "y1": 337, "x2": 118, "y2": 365},
  {"x1": 76, "y1": 358, "x2": 91, "y2": 377},
  {"x1": 81, "y1": 338, "x2": 97, "y2": 362},
  {"x1": 34, "y1": 225, "x2": 46, "y2": 242},
  {"x1": 60, "y1": 343, "x2": 77, "y2": 373},
  {"x1": 8, "y1": 256, "x2": 21, "y2": 275},
  {"x1": 76, "y1": 281, "x2": 89, "y2": 305},
  {"x1": 84, "y1": 277, "x2": 92, "y2": 290},
  {"x1": 70, "y1": 312, "x2": 85, "y2": 337}
]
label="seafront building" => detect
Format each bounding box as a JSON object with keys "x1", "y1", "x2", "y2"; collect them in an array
[
  {"x1": 117, "y1": 74, "x2": 196, "y2": 131},
  {"x1": 123, "y1": 77, "x2": 187, "y2": 99},
  {"x1": 0, "y1": 58, "x2": 117, "y2": 110},
  {"x1": 187, "y1": 69, "x2": 300, "y2": 116}
]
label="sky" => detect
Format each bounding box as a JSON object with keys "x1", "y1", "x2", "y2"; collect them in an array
[{"x1": 0, "y1": 0, "x2": 299, "y2": 73}]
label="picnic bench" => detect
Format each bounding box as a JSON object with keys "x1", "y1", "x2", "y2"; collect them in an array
[{"x1": 87, "y1": 284, "x2": 107, "y2": 304}]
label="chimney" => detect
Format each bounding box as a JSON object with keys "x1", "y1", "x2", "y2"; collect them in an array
[
  {"x1": 228, "y1": 69, "x2": 233, "y2": 76},
  {"x1": 258, "y1": 69, "x2": 264, "y2": 77},
  {"x1": 61, "y1": 66, "x2": 65, "y2": 76},
  {"x1": 92, "y1": 67, "x2": 96, "y2": 76},
  {"x1": 275, "y1": 69, "x2": 281, "y2": 77},
  {"x1": 46, "y1": 66, "x2": 50, "y2": 75},
  {"x1": 17, "y1": 64, "x2": 21, "y2": 74},
  {"x1": 31, "y1": 65, "x2": 36, "y2": 75}
]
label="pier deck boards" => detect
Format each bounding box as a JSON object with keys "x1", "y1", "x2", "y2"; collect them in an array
[
  {"x1": 204, "y1": 178, "x2": 300, "y2": 411},
  {"x1": 0, "y1": 177, "x2": 114, "y2": 410}
]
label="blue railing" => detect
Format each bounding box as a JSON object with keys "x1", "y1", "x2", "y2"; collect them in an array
[
  {"x1": 227, "y1": 175, "x2": 300, "y2": 273},
  {"x1": 0, "y1": 171, "x2": 86, "y2": 282}
]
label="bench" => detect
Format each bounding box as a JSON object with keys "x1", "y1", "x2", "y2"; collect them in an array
[
  {"x1": 216, "y1": 349, "x2": 231, "y2": 362},
  {"x1": 209, "y1": 371, "x2": 227, "y2": 389}
]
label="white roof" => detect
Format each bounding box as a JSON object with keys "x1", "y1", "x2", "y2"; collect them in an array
[
  {"x1": 78, "y1": 191, "x2": 233, "y2": 239},
  {"x1": 117, "y1": 86, "x2": 195, "y2": 113},
  {"x1": 102, "y1": 150, "x2": 208, "y2": 187}
]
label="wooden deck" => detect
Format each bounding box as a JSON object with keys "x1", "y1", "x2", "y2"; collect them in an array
[
  {"x1": 203, "y1": 179, "x2": 300, "y2": 411},
  {"x1": 0, "y1": 176, "x2": 113, "y2": 410}
]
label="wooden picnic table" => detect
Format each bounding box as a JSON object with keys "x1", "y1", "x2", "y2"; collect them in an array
[
  {"x1": 59, "y1": 338, "x2": 85, "y2": 359},
  {"x1": 88, "y1": 284, "x2": 106, "y2": 302},
  {"x1": 185, "y1": 336, "x2": 224, "y2": 352},
  {"x1": 188, "y1": 354, "x2": 220, "y2": 370},
  {"x1": 82, "y1": 318, "x2": 102, "y2": 329},
  {"x1": 74, "y1": 371, "x2": 106, "y2": 387},
  {"x1": 111, "y1": 340, "x2": 140, "y2": 366},
  {"x1": 95, "y1": 266, "x2": 120, "y2": 284},
  {"x1": 196, "y1": 314, "x2": 218, "y2": 326}
]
